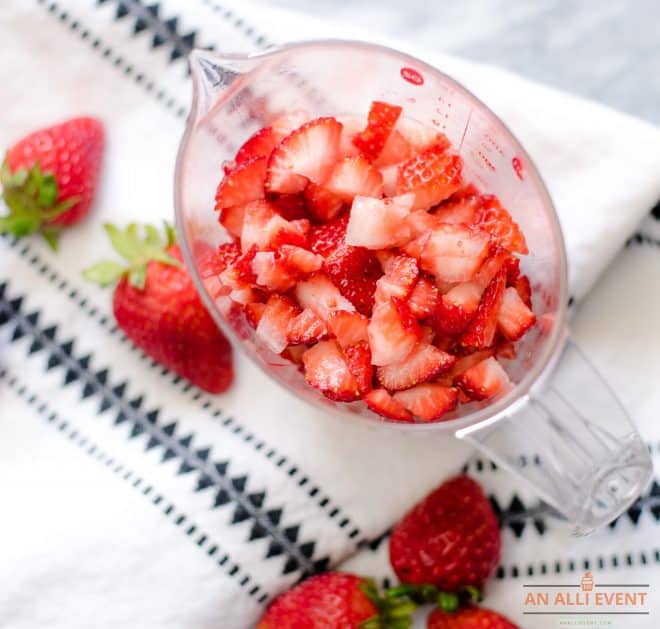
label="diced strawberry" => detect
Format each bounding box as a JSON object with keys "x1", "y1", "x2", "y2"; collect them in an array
[
  {"x1": 228, "y1": 286, "x2": 262, "y2": 305},
  {"x1": 473, "y1": 195, "x2": 528, "y2": 254},
  {"x1": 379, "y1": 164, "x2": 399, "y2": 196},
  {"x1": 393, "y1": 383, "x2": 458, "y2": 421},
  {"x1": 374, "y1": 249, "x2": 396, "y2": 272},
  {"x1": 497, "y1": 286, "x2": 536, "y2": 341},
  {"x1": 459, "y1": 269, "x2": 506, "y2": 350},
  {"x1": 235, "y1": 126, "x2": 278, "y2": 163},
  {"x1": 352, "y1": 101, "x2": 402, "y2": 160},
  {"x1": 432, "y1": 185, "x2": 482, "y2": 225},
  {"x1": 454, "y1": 356, "x2": 511, "y2": 401},
  {"x1": 251, "y1": 251, "x2": 297, "y2": 291},
  {"x1": 241, "y1": 200, "x2": 310, "y2": 251},
  {"x1": 420, "y1": 325, "x2": 436, "y2": 344},
  {"x1": 336, "y1": 115, "x2": 364, "y2": 159},
  {"x1": 222, "y1": 160, "x2": 236, "y2": 176},
  {"x1": 215, "y1": 156, "x2": 267, "y2": 210},
  {"x1": 295, "y1": 273, "x2": 356, "y2": 320},
  {"x1": 395, "y1": 145, "x2": 462, "y2": 211},
  {"x1": 395, "y1": 119, "x2": 450, "y2": 154},
  {"x1": 441, "y1": 349, "x2": 494, "y2": 383},
  {"x1": 345, "y1": 194, "x2": 415, "y2": 249},
  {"x1": 418, "y1": 224, "x2": 491, "y2": 283},
  {"x1": 218, "y1": 204, "x2": 246, "y2": 238},
  {"x1": 375, "y1": 130, "x2": 413, "y2": 167},
  {"x1": 343, "y1": 341, "x2": 373, "y2": 395},
  {"x1": 430, "y1": 282, "x2": 482, "y2": 336},
  {"x1": 265, "y1": 117, "x2": 343, "y2": 194},
  {"x1": 402, "y1": 231, "x2": 431, "y2": 260},
  {"x1": 231, "y1": 245, "x2": 258, "y2": 285},
  {"x1": 374, "y1": 254, "x2": 419, "y2": 305},
  {"x1": 327, "y1": 310, "x2": 369, "y2": 348},
  {"x1": 302, "y1": 339, "x2": 360, "y2": 402},
  {"x1": 365, "y1": 388, "x2": 413, "y2": 422},
  {"x1": 256, "y1": 294, "x2": 301, "y2": 353},
  {"x1": 408, "y1": 276, "x2": 439, "y2": 318},
  {"x1": 245, "y1": 301, "x2": 266, "y2": 328},
  {"x1": 271, "y1": 110, "x2": 311, "y2": 138},
  {"x1": 404, "y1": 210, "x2": 441, "y2": 239},
  {"x1": 368, "y1": 298, "x2": 421, "y2": 366},
  {"x1": 324, "y1": 243, "x2": 383, "y2": 315},
  {"x1": 376, "y1": 342, "x2": 456, "y2": 391},
  {"x1": 269, "y1": 192, "x2": 310, "y2": 221},
  {"x1": 474, "y1": 246, "x2": 515, "y2": 289},
  {"x1": 514, "y1": 275, "x2": 532, "y2": 308},
  {"x1": 279, "y1": 245, "x2": 324, "y2": 275},
  {"x1": 308, "y1": 214, "x2": 349, "y2": 257},
  {"x1": 303, "y1": 182, "x2": 344, "y2": 222},
  {"x1": 325, "y1": 156, "x2": 384, "y2": 201},
  {"x1": 281, "y1": 344, "x2": 307, "y2": 365},
  {"x1": 495, "y1": 341, "x2": 517, "y2": 360},
  {"x1": 287, "y1": 308, "x2": 330, "y2": 344},
  {"x1": 504, "y1": 256, "x2": 520, "y2": 285},
  {"x1": 202, "y1": 241, "x2": 240, "y2": 277}
]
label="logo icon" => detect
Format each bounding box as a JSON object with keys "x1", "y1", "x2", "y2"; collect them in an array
[{"x1": 581, "y1": 571, "x2": 594, "y2": 592}]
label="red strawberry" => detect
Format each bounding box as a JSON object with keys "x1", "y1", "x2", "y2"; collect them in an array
[
  {"x1": 408, "y1": 276, "x2": 439, "y2": 318},
  {"x1": 375, "y1": 130, "x2": 413, "y2": 167},
  {"x1": 265, "y1": 117, "x2": 342, "y2": 194},
  {"x1": 343, "y1": 341, "x2": 373, "y2": 395},
  {"x1": 325, "y1": 155, "x2": 384, "y2": 201},
  {"x1": 429, "y1": 283, "x2": 482, "y2": 337},
  {"x1": 323, "y1": 242, "x2": 383, "y2": 315},
  {"x1": 459, "y1": 270, "x2": 506, "y2": 350},
  {"x1": 295, "y1": 273, "x2": 356, "y2": 320},
  {"x1": 474, "y1": 246, "x2": 515, "y2": 289},
  {"x1": 365, "y1": 388, "x2": 413, "y2": 422},
  {"x1": 214, "y1": 155, "x2": 267, "y2": 210},
  {"x1": 198, "y1": 241, "x2": 240, "y2": 277},
  {"x1": 278, "y1": 245, "x2": 324, "y2": 275},
  {"x1": 235, "y1": 126, "x2": 278, "y2": 163},
  {"x1": 392, "y1": 383, "x2": 458, "y2": 421},
  {"x1": 345, "y1": 194, "x2": 415, "y2": 250},
  {"x1": 241, "y1": 200, "x2": 309, "y2": 251},
  {"x1": 396, "y1": 145, "x2": 463, "y2": 211},
  {"x1": 495, "y1": 341, "x2": 517, "y2": 361},
  {"x1": 281, "y1": 343, "x2": 307, "y2": 365},
  {"x1": 251, "y1": 251, "x2": 297, "y2": 291},
  {"x1": 302, "y1": 339, "x2": 360, "y2": 401},
  {"x1": 514, "y1": 275, "x2": 532, "y2": 308},
  {"x1": 497, "y1": 287, "x2": 536, "y2": 341},
  {"x1": 270, "y1": 110, "x2": 310, "y2": 138},
  {"x1": 269, "y1": 192, "x2": 310, "y2": 221},
  {"x1": 303, "y1": 182, "x2": 344, "y2": 222},
  {"x1": 256, "y1": 294, "x2": 301, "y2": 354},
  {"x1": 427, "y1": 606, "x2": 518, "y2": 629},
  {"x1": 389, "y1": 475, "x2": 501, "y2": 589},
  {"x1": 352, "y1": 101, "x2": 402, "y2": 160},
  {"x1": 218, "y1": 203, "x2": 246, "y2": 238},
  {"x1": 473, "y1": 195, "x2": 528, "y2": 254},
  {"x1": 396, "y1": 119, "x2": 450, "y2": 154},
  {"x1": 2, "y1": 116, "x2": 104, "y2": 246},
  {"x1": 336, "y1": 115, "x2": 365, "y2": 159},
  {"x1": 83, "y1": 223, "x2": 233, "y2": 393},
  {"x1": 368, "y1": 298, "x2": 421, "y2": 366},
  {"x1": 287, "y1": 308, "x2": 329, "y2": 345},
  {"x1": 308, "y1": 213, "x2": 349, "y2": 256},
  {"x1": 376, "y1": 342, "x2": 456, "y2": 391},
  {"x1": 454, "y1": 356, "x2": 512, "y2": 401},
  {"x1": 245, "y1": 301, "x2": 266, "y2": 328},
  {"x1": 375, "y1": 254, "x2": 419, "y2": 306},
  {"x1": 439, "y1": 349, "x2": 494, "y2": 384},
  {"x1": 327, "y1": 310, "x2": 369, "y2": 348},
  {"x1": 432, "y1": 185, "x2": 482, "y2": 224}
]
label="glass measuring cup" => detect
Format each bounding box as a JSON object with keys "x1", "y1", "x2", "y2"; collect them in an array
[{"x1": 174, "y1": 40, "x2": 652, "y2": 534}]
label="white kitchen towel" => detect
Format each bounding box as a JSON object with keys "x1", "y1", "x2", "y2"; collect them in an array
[{"x1": 0, "y1": 1, "x2": 658, "y2": 628}]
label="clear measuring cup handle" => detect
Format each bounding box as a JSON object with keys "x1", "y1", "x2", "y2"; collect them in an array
[{"x1": 456, "y1": 339, "x2": 653, "y2": 535}]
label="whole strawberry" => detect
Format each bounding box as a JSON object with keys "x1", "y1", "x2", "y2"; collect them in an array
[
  {"x1": 1, "y1": 117, "x2": 104, "y2": 247},
  {"x1": 427, "y1": 605, "x2": 518, "y2": 629},
  {"x1": 257, "y1": 572, "x2": 417, "y2": 629},
  {"x1": 389, "y1": 475, "x2": 500, "y2": 590},
  {"x1": 83, "y1": 223, "x2": 233, "y2": 393}
]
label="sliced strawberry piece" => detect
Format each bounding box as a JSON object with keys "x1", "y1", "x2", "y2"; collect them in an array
[
  {"x1": 418, "y1": 224, "x2": 491, "y2": 283},
  {"x1": 256, "y1": 294, "x2": 301, "y2": 354},
  {"x1": 303, "y1": 182, "x2": 344, "y2": 222},
  {"x1": 245, "y1": 301, "x2": 266, "y2": 328},
  {"x1": 430, "y1": 282, "x2": 482, "y2": 336},
  {"x1": 514, "y1": 274, "x2": 532, "y2": 308},
  {"x1": 459, "y1": 269, "x2": 506, "y2": 350},
  {"x1": 473, "y1": 195, "x2": 528, "y2": 254},
  {"x1": 497, "y1": 286, "x2": 536, "y2": 341},
  {"x1": 302, "y1": 339, "x2": 360, "y2": 401},
  {"x1": 336, "y1": 115, "x2": 364, "y2": 159},
  {"x1": 219, "y1": 245, "x2": 258, "y2": 291},
  {"x1": 308, "y1": 214, "x2": 349, "y2": 257},
  {"x1": 395, "y1": 119, "x2": 450, "y2": 154},
  {"x1": 279, "y1": 245, "x2": 324, "y2": 275},
  {"x1": 269, "y1": 192, "x2": 310, "y2": 221},
  {"x1": 432, "y1": 185, "x2": 483, "y2": 225},
  {"x1": 203, "y1": 241, "x2": 240, "y2": 277},
  {"x1": 374, "y1": 254, "x2": 419, "y2": 305},
  {"x1": 265, "y1": 117, "x2": 343, "y2": 194},
  {"x1": 495, "y1": 341, "x2": 517, "y2": 360},
  {"x1": 218, "y1": 204, "x2": 246, "y2": 238},
  {"x1": 408, "y1": 276, "x2": 439, "y2": 318},
  {"x1": 402, "y1": 231, "x2": 431, "y2": 260},
  {"x1": 325, "y1": 156, "x2": 384, "y2": 201},
  {"x1": 365, "y1": 388, "x2": 413, "y2": 422},
  {"x1": 241, "y1": 200, "x2": 310, "y2": 251},
  {"x1": 287, "y1": 308, "x2": 330, "y2": 344},
  {"x1": 323, "y1": 243, "x2": 382, "y2": 315},
  {"x1": 327, "y1": 310, "x2": 369, "y2": 348},
  {"x1": 393, "y1": 383, "x2": 458, "y2": 421},
  {"x1": 281, "y1": 343, "x2": 307, "y2": 365},
  {"x1": 345, "y1": 194, "x2": 415, "y2": 249},
  {"x1": 405, "y1": 210, "x2": 442, "y2": 239},
  {"x1": 235, "y1": 126, "x2": 278, "y2": 163},
  {"x1": 474, "y1": 246, "x2": 515, "y2": 289},
  {"x1": 295, "y1": 273, "x2": 356, "y2": 320},
  {"x1": 454, "y1": 356, "x2": 512, "y2": 401},
  {"x1": 395, "y1": 145, "x2": 462, "y2": 211},
  {"x1": 368, "y1": 298, "x2": 421, "y2": 366},
  {"x1": 504, "y1": 255, "x2": 520, "y2": 285},
  {"x1": 271, "y1": 110, "x2": 310, "y2": 138},
  {"x1": 251, "y1": 251, "x2": 297, "y2": 292},
  {"x1": 440, "y1": 349, "x2": 494, "y2": 383},
  {"x1": 352, "y1": 101, "x2": 402, "y2": 160},
  {"x1": 375, "y1": 130, "x2": 413, "y2": 167},
  {"x1": 379, "y1": 164, "x2": 399, "y2": 196},
  {"x1": 376, "y1": 342, "x2": 456, "y2": 391},
  {"x1": 215, "y1": 156, "x2": 267, "y2": 210},
  {"x1": 343, "y1": 341, "x2": 373, "y2": 395}
]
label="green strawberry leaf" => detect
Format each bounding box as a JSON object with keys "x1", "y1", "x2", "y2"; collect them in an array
[
  {"x1": 41, "y1": 227, "x2": 60, "y2": 251},
  {"x1": 164, "y1": 221, "x2": 177, "y2": 246},
  {"x1": 128, "y1": 265, "x2": 147, "y2": 290},
  {"x1": 83, "y1": 261, "x2": 127, "y2": 287},
  {"x1": 104, "y1": 223, "x2": 142, "y2": 262},
  {"x1": 38, "y1": 173, "x2": 58, "y2": 206}
]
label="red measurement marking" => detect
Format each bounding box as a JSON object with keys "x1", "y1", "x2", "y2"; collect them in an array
[
  {"x1": 478, "y1": 151, "x2": 496, "y2": 172},
  {"x1": 512, "y1": 156, "x2": 524, "y2": 180},
  {"x1": 400, "y1": 66, "x2": 424, "y2": 85}
]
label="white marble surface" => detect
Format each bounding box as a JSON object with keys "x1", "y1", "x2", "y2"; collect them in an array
[{"x1": 263, "y1": 0, "x2": 660, "y2": 125}]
